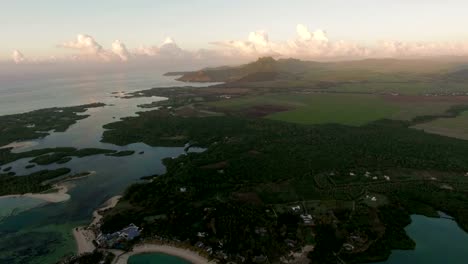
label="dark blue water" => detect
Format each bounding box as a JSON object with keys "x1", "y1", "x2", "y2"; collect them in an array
[{"x1": 375, "y1": 214, "x2": 468, "y2": 264}]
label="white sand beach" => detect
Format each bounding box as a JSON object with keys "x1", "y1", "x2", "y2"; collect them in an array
[
  {"x1": 73, "y1": 226, "x2": 96, "y2": 254},
  {"x1": 0, "y1": 184, "x2": 70, "y2": 203},
  {"x1": 0, "y1": 141, "x2": 39, "y2": 151},
  {"x1": 91, "y1": 195, "x2": 122, "y2": 226},
  {"x1": 73, "y1": 195, "x2": 122, "y2": 254},
  {"x1": 113, "y1": 244, "x2": 214, "y2": 264}
]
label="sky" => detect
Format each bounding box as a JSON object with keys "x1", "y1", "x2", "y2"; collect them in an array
[{"x1": 2, "y1": 0, "x2": 468, "y2": 64}]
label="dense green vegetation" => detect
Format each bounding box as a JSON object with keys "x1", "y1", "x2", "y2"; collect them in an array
[
  {"x1": 105, "y1": 150, "x2": 135, "y2": 157},
  {"x1": 0, "y1": 103, "x2": 105, "y2": 147},
  {"x1": 0, "y1": 168, "x2": 71, "y2": 196},
  {"x1": 0, "y1": 147, "x2": 118, "y2": 166},
  {"x1": 58, "y1": 251, "x2": 114, "y2": 264},
  {"x1": 100, "y1": 109, "x2": 468, "y2": 263}
]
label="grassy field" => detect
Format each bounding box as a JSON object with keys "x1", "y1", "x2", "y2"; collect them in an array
[
  {"x1": 266, "y1": 94, "x2": 396, "y2": 126},
  {"x1": 413, "y1": 111, "x2": 468, "y2": 140},
  {"x1": 329, "y1": 81, "x2": 468, "y2": 95},
  {"x1": 209, "y1": 93, "x2": 459, "y2": 126}
]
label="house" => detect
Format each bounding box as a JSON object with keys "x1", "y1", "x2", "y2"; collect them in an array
[
  {"x1": 96, "y1": 223, "x2": 141, "y2": 248},
  {"x1": 291, "y1": 205, "x2": 301, "y2": 212},
  {"x1": 300, "y1": 214, "x2": 314, "y2": 225},
  {"x1": 255, "y1": 227, "x2": 267, "y2": 236},
  {"x1": 195, "y1": 241, "x2": 205, "y2": 248},
  {"x1": 343, "y1": 243, "x2": 355, "y2": 251},
  {"x1": 253, "y1": 255, "x2": 268, "y2": 263}
]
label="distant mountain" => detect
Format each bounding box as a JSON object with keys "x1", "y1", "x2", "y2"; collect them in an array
[
  {"x1": 171, "y1": 57, "x2": 281, "y2": 83},
  {"x1": 167, "y1": 57, "x2": 466, "y2": 84}
]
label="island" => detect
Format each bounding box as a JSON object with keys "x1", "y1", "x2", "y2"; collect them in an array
[{"x1": 0, "y1": 103, "x2": 105, "y2": 148}]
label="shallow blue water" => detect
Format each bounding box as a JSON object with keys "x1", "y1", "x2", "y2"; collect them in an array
[{"x1": 0, "y1": 71, "x2": 208, "y2": 263}]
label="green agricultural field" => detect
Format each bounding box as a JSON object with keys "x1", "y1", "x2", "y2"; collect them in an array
[
  {"x1": 266, "y1": 94, "x2": 396, "y2": 126},
  {"x1": 413, "y1": 111, "x2": 468, "y2": 140},
  {"x1": 210, "y1": 93, "x2": 459, "y2": 126},
  {"x1": 331, "y1": 81, "x2": 468, "y2": 95}
]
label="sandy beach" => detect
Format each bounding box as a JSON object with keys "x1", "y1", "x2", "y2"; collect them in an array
[
  {"x1": 73, "y1": 226, "x2": 96, "y2": 254},
  {"x1": 91, "y1": 195, "x2": 122, "y2": 226},
  {"x1": 113, "y1": 244, "x2": 214, "y2": 264},
  {"x1": 0, "y1": 183, "x2": 70, "y2": 203},
  {"x1": 0, "y1": 141, "x2": 39, "y2": 151},
  {"x1": 73, "y1": 195, "x2": 122, "y2": 255}
]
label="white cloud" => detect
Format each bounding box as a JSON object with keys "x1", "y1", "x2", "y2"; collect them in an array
[
  {"x1": 12, "y1": 50, "x2": 26, "y2": 64},
  {"x1": 60, "y1": 34, "x2": 132, "y2": 62},
  {"x1": 111, "y1": 40, "x2": 130, "y2": 61},
  {"x1": 135, "y1": 45, "x2": 159, "y2": 56},
  {"x1": 296, "y1": 24, "x2": 313, "y2": 41},
  {"x1": 248, "y1": 31, "x2": 269, "y2": 46},
  {"x1": 159, "y1": 37, "x2": 185, "y2": 57},
  {"x1": 61, "y1": 34, "x2": 103, "y2": 54},
  {"x1": 210, "y1": 30, "x2": 279, "y2": 58},
  {"x1": 9, "y1": 25, "x2": 468, "y2": 65},
  {"x1": 134, "y1": 37, "x2": 187, "y2": 59}
]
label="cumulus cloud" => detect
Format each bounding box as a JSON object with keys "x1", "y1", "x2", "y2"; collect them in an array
[
  {"x1": 296, "y1": 24, "x2": 328, "y2": 42},
  {"x1": 211, "y1": 24, "x2": 468, "y2": 60},
  {"x1": 111, "y1": 40, "x2": 130, "y2": 61},
  {"x1": 159, "y1": 37, "x2": 184, "y2": 57},
  {"x1": 10, "y1": 25, "x2": 468, "y2": 65},
  {"x1": 12, "y1": 50, "x2": 26, "y2": 64},
  {"x1": 134, "y1": 37, "x2": 188, "y2": 59},
  {"x1": 210, "y1": 30, "x2": 280, "y2": 58},
  {"x1": 135, "y1": 45, "x2": 159, "y2": 56},
  {"x1": 60, "y1": 34, "x2": 131, "y2": 62},
  {"x1": 61, "y1": 34, "x2": 103, "y2": 54},
  {"x1": 248, "y1": 31, "x2": 269, "y2": 46}
]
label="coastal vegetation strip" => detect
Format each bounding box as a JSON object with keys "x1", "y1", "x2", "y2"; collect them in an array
[
  {"x1": 0, "y1": 168, "x2": 71, "y2": 196},
  {"x1": 0, "y1": 147, "x2": 133, "y2": 166},
  {"x1": 0, "y1": 102, "x2": 105, "y2": 147},
  {"x1": 105, "y1": 150, "x2": 135, "y2": 157}
]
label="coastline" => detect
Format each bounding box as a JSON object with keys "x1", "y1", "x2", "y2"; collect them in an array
[
  {"x1": 113, "y1": 244, "x2": 214, "y2": 264},
  {"x1": 73, "y1": 195, "x2": 122, "y2": 255},
  {"x1": 72, "y1": 195, "x2": 215, "y2": 264},
  {"x1": 0, "y1": 141, "x2": 38, "y2": 151},
  {"x1": 91, "y1": 195, "x2": 122, "y2": 226},
  {"x1": 0, "y1": 183, "x2": 70, "y2": 203}
]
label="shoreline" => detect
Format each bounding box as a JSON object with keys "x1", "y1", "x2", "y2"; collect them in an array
[
  {"x1": 73, "y1": 195, "x2": 122, "y2": 255},
  {"x1": 91, "y1": 195, "x2": 122, "y2": 226},
  {"x1": 0, "y1": 140, "x2": 38, "y2": 151},
  {"x1": 0, "y1": 183, "x2": 70, "y2": 203},
  {"x1": 113, "y1": 244, "x2": 214, "y2": 264}
]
